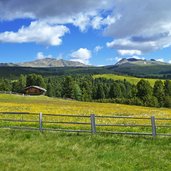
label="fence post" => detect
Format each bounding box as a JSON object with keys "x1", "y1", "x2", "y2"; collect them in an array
[
  {"x1": 39, "y1": 112, "x2": 43, "y2": 132},
  {"x1": 90, "y1": 114, "x2": 96, "y2": 134},
  {"x1": 151, "y1": 116, "x2": 156, "y2": 137}
]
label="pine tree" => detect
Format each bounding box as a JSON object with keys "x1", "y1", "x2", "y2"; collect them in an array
[
  {"x1": 62, "y1": 76, "x2": 74, "y2": 98},
  {"x1": 73, "y1": 83, "x2": 82, "y2": 100},
  {"x1": 164, "y1": 80, "x2": 171, "y2": 96},
  {"x1": 96, "y1": 84, "x2": 105, "y2": 99},
  {"x1": 153, "y1": 80, "x2": 165, "y2": 106},
  {"x1": 137, "y1": 79, "x2": 152, "y2": 98},
  {"x1": 109, "y1": 82, "x2": 122, "y2": 98}
]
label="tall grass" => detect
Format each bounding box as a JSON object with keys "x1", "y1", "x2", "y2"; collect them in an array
[{"x1": 0, "y1": 129, "x2": 171, "y2": 171}]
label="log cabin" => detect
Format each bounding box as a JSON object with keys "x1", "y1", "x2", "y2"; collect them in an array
[{"x1": 24, "y1": 86, "x2": 47, "y2": 95}]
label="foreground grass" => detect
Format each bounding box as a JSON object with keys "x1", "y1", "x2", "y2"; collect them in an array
[
  {"x1": 93, "y1": 74, "x2": 164, "y2": 86},
  {"x1": 0, "y1": 129, "x2": 171, "y2": 171}
]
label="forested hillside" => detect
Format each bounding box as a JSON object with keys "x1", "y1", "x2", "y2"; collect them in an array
[{"x1": 0, "y1": 74, "x2": 171, "y2": 108}]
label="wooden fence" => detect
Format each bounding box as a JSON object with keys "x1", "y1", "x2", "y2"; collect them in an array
[{"x1": 0, "y1": 112, "x2": 171, "y2": 137}]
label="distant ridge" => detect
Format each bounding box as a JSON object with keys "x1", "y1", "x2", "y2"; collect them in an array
[
  {"x1": 0, "y1": 58, "x2": 86, "y2": 67},
  {"x1": 115, "y1": 58, "x2": 169, "y2": 66}
]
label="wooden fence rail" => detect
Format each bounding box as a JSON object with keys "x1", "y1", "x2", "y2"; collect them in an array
[{"x1": 0, "y1": 112, "x2": 171, "y2": 137}]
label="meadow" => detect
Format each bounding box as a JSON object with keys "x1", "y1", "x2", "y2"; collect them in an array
[
  {"x1": 93, "y1": 74, "x2": 165, "y2": 86},
  {"x1": 0, "y1": 94, "x2": 171, "y2": 134},
  {"x1": 0, "y1": 94, "x2": 171, "y2": 170},
  {"x1": 0, "y1": 94, "x2": 170, "y2": 117}
]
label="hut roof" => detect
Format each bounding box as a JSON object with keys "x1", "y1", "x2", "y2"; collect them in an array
[{"x1": 24, "y1": 86, "x2": 47, "y2": 92}]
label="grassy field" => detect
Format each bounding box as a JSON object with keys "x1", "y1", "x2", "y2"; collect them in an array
[
  {"x1": 0, "y1": 94, "x2": 170, "y2": 117},
  {"x1": 93, "y1": 74, "x2": 165, "y2": 86},
  {"x1": 0, "y1": 94, "x2": 171, "y2": 170},
  {"x1": 0, "y1": 129, "x2": 171, "y2": 171},
  {"x1": 0, "y1": 94, "x2": 170, "y2": 133}
]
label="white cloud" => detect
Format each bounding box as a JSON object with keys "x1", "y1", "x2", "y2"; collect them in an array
[
  {"x1": 36, "y1": 52, "x2": 52, "y2": 60},
  {"x1": 106, "y1": 38, "x2": 159, "y2": 53},
  {"x1": 70, "y1": 48, "x2": 92, "y2": 64},
  {"x1": 105, "y1": 0, "x2": 171, "y2": 53},
  {"x1": 156, "y1": 58, "x2": 164, "y2": 62},
  {"x1": 91, "y1": 15, "x2": 116, "y2": 29},
  {"x1": 94, "y1": 46, "x2": 103, "y2": 52},
  {"x1": 0, "y1": 21, "x2": 69, "y2": 46},
  {"x1": 0, "y1": 0, "x2": 115, "y2": 32},
  {"x1": 73, "y1": 14, "x2": 90, "y2": 32},
  {"x1": 0, "y1": 0, "x2": 115, "y2": 20},
  {"x1": 36, "y1": 52, "x2": 64, "y2": 60},
  {"x1": 1, "y1": 0, "x2": 171, "y2": 54},
  {"x1": 169, "y1": 60, "x2": 171, "y2": 64},
  {"x1": 118, "y1": 50, "x2": 142, "y2": 56}
]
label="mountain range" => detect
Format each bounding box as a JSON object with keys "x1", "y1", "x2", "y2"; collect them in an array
[
  {"x1": 0, "y1": 57, "x2": 170, "y2": 67},
  {"x1": 0, "y1": 58, "x2": 86, "y2": 67},
  {"x1": 0, "y1": 57, "x2": 170, "y2": 79}
]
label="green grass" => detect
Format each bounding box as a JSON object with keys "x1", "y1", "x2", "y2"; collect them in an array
[
  {"x1": 93, "y1": 74, "x2": 165, "y2": 86},
  {"x1": 0, "y1": 94, "x2": 171, "y2": 170},
  {"x1": 0, "y1": 129, "x2": 171, "y2": 171}
]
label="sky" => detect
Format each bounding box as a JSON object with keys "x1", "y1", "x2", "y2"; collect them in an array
[{"x1": 0, "y1": 0, "x2": 171, "y2": 66}]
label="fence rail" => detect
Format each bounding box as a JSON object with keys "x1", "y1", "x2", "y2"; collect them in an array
[{"x1": 0, "y1": 112, "x2": 171, "y2": 137}]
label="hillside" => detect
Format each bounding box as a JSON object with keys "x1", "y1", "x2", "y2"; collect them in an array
[
  {"x1": 108, "y1": 58, "x2": 171, "y2": 78},
  {"x1": 0, "y1": 57, "x2": 170, "y2": 79},
  {"x1": 93, "y1": 74, "x2": 164, "y2": 86},
  {"x1": 0, "y1": 94, "x2": 170, "y2": 117}
]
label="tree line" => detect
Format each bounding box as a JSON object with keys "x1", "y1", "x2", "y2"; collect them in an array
[{"x1": 0, "y1": 74, "x2": 171, "y2": 108}]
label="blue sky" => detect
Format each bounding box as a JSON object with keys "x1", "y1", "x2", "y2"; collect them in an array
[{"x1": 0, "y1": 0, "x2": 171, "y2": 65}]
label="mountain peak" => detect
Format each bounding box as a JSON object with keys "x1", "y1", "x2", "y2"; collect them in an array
[
  {"x1": 116, "y1": 58, "x2": 143, "y2": 65},
  {"x1": 16, "y1": 58, "x2": 87, "y2": 67},
  {"x1": 115, "y1": 57, "x2": 168, "y2": 66}
]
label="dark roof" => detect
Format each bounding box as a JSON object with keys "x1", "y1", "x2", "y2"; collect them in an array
[{"x1": 24, "y1": 86, "x2": 47, "y2": 92}]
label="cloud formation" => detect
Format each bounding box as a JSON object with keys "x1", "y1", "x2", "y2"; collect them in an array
[
  {"x1": 0, "y1": 21, "x2": 69, "y2": 46},
  {"x1": 1, "y1": 0, "x2": 171, "y2": 54},
  {"x1": 117, "y1": 50, "x2": 142, "y2": 56},
  {"x1": 0, "y1": 0, "x2": 115, "y2": 31},
  {"x1": 105, "y1": 0, "x2": 171, "y2": 53},
  {"x1": 70, "y1": 48, "x2": 92, "y2": 64}
]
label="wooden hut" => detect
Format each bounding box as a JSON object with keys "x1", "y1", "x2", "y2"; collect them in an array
[{"x1": 24, "y1": 86, "x2": 47, "y2": 95}]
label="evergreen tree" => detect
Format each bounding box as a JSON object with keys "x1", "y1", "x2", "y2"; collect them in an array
[
  {"x1": 62, "y1": 76, "x2": 74, "y2": 98},
  {"x1": 82, "y1": 88, "x2": 90, "y2": 101},
  {"x1": 46, "y1": 83, "x2": 53, "y2": 97},
  {"x1": 153, "y1": 80, "x2": 165, "y2": 106},
  {"x1": 26, "y1": 74, "x2": 46, "y2": 88},
  {"x1": 164, "y1": 96, "x2": 171, "y2": 108},
  {"x1": 164, "y1": 80, "x2": 171, "y2": 96},
  {"x1": 109, "y1": 82, "x2": 122, "y2": 98},
  {"x1": 81, "y1": 80, "x2": 92, "y2": 101},
  {"x1": 73, "y1": 83, "x2": 82, "y2": 100},
  {"x1": 0, "y1": 79, "x2": 11, "y2": 91},
  {"x1": 96, "y1": 84, "x2": 105, "y2": 99},
  {"x1": 137, "y1": 79, "x2": 152, "y2": 98}
]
